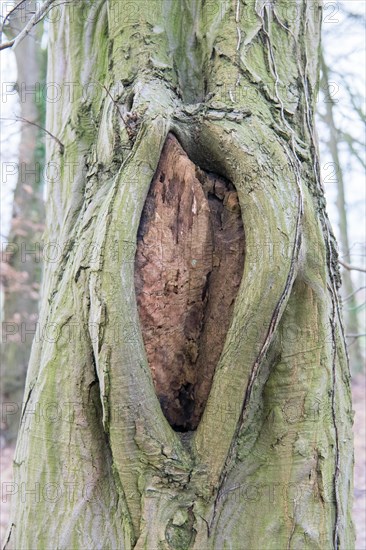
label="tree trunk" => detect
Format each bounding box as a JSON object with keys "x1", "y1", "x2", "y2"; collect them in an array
[
  {"x1": 5, "y1": 1, "x2": 354, "y2": 549},
  {"x1": 1, "y1": 3, "x2": 45, "y2": 442}
]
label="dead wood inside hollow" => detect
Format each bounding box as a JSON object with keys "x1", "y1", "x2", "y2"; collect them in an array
[{"x1": 135, "y1": 134, "x2": 245, "y2": 431}]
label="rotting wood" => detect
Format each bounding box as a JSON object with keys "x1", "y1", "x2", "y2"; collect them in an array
[{"x1": 135, "y1": 134, "x2": 245, "y2": 430}]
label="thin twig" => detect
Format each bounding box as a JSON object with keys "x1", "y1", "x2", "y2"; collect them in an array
[
  {"x1": 101, "y1": 84, "x2": 128, "y2": 126},
  {"x1": 343, "y1": 286, "x2": 366, "y2": 302},
  {"x1": 1, "y1": 116, "x2": 64, "y2": 154},
  {"x1": 90, "y1": 79, "x2": 128, "y2": 127},
  {"x1": 339, "y1": 260, "x2": 366, "y2": 273},
  {"x1": 0, "y1": 0, "x2": 29, "y2": 39},
  {"x1": 0, "y1": 0, "x2": 56, "y2": 51}
]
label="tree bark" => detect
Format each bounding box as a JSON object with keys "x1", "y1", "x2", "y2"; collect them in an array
[{"x1": 5, "y1": 1, "x2": 354, "y2": 549}]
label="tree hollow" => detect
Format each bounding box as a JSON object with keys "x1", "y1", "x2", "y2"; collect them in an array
[{"x1": 135, "y1": 134, "x2": 245, "y2": 431}]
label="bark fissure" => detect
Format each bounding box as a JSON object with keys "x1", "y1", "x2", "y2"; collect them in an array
[{"x1": 328, "y1": 286, "x2": 342, "y2": 549}]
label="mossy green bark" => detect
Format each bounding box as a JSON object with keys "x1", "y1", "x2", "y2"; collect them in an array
[{"x1": 5, "y1": 1, "x2": 354, "y2": 549}]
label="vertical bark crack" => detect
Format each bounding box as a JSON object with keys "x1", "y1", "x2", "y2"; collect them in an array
[{"x1": 135, "y1": 134, "x2": 245, "y2": 431}]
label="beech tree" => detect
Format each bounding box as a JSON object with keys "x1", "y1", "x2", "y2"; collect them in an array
[{"x1": 4, "y1": 1, "x2": 354, "y2": 548}]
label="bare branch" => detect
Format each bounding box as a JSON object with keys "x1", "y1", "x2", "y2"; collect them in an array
[
  {"x1": 0, "y1": 116, "x2": 64, "y2": 154},
  {"x1": 89, "y1": 79, "x2": 128, "y2": 128},
  {"x1": 0, "y1": 0, "x2": 29, "y2": 39},
  {"x1": 0, "y1": 0, "x2": 56, "y2": 51},
  {"x1": 339, "y1": 260, "x2": 366, "y2": 274},
  {"x1": 343, "y1": 286, "x2": 366, "y2": 302}
]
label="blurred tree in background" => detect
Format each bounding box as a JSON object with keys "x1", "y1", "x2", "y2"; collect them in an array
[
  {"x1": 1, "y1": 1, "x2": 46, "y2": 442},
  {"x1": 317, "y1": 3, "x2": 365, "y2": 374}
]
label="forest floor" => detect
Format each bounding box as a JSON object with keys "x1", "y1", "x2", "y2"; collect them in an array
[{"x1": 1, "y1": 372, "x2": 365, "y2": 548}]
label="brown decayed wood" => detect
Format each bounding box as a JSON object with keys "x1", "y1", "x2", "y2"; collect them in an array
[{"x1": 135, "y1": 134, "x2": 245, "y2": 430}]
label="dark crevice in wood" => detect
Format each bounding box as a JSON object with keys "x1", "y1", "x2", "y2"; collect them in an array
[{"x1": 135, "y1": 134, "x2": 245, "y2": 431}]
